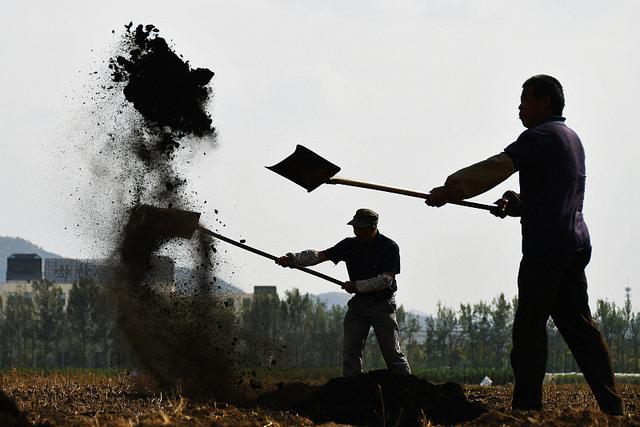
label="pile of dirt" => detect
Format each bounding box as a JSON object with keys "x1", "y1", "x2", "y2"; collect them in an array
[
  {"x1": 258, "y1": 370, "x2": 486, "y2": 426},
  {"x1": 0, "y1": 390, "x2": 30, "y2": 426}
]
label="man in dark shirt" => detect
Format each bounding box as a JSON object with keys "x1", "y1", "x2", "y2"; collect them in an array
[
  {"x1": 425, "y1": 75, "x2": 623, "y2": 415},
  {"x1": 276, "y1": 208, "x2": 412, "y2": 376}
]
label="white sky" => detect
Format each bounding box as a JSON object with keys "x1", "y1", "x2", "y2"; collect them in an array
[{"x1": 1, "y1": 1, "x2": 639, "y2": 314}]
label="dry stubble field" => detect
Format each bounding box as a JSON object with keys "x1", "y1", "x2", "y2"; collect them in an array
[{"x1": 2, "y1": 370, "x2": 640, "y2": 426}]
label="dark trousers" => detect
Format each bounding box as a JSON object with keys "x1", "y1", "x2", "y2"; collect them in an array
[
  {"x1": 343, "y1": 296, "x2": 412, "y2": 377},
  {"x1": 511, "y1": 248, "x2": 623, "y2": 414}
]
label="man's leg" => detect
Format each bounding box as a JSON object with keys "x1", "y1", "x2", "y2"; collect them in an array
[
  {"x1": 343, "y1": 299, "x2": 372, "y2": 376},
  {"x1": 511, "y1": 256, "x2": 561, "y2": 410},
  {"x1": 371, "y1": 299, "x2": 411, "y2": 375},
  {"x1": 551, "y1": 249, "x2": 624, "y2": 415}
]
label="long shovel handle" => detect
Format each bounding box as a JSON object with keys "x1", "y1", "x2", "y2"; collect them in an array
[
  {"x1": 328, "y1": 177, "x2": 495, "y2": 211},
  {"x1": 199, "y1": 227, "x2": 345, "y2": 286}
]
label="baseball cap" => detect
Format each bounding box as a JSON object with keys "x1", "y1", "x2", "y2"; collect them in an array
[{"x1": 347, "y1": 208, "x2": 379, "y2": 228}]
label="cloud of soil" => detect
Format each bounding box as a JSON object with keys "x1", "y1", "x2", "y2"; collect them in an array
[{"x1": 84, "y1": 23, "x2": 239, "y2": 398}]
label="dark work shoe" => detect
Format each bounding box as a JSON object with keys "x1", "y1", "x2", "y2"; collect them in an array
[
  {"x1": 599, "y1": 398, "x2": 624, "y2": 416},
  {"x1": 602, "y1": 405, "x2": 624, "y2": 416}
]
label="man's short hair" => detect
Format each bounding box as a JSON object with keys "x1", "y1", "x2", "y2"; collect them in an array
[{"x1": 522, "y1": 75, "x2": 565, "y2": 116}]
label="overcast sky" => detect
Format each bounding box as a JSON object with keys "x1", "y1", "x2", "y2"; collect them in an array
[{"x1": 1, "y1": 1, "x2": 639, "y2": 314}]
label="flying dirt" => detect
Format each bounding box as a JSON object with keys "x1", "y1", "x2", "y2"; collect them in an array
[{"x1": 87, "y1": 23, "x2": 239, "y2": 397}]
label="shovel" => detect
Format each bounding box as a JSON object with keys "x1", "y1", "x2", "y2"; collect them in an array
[
  {"x1": 266, "y1": 144, "x2": 495, "y2": 211},
  {"x1": 126, "y1": 205, "x2": 345, "y2": 286}
]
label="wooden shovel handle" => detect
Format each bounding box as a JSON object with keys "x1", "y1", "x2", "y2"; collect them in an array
[
  {"x1": 328, "y1": 177, "x2": 495, "y2": 211},
  {"x1": 199, "y1": 227, "x2": 345, "y2": 286}
]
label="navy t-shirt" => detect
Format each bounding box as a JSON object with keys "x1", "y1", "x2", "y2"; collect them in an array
[
  {"x1": 504, "y1": 117, "x2": 591, "y2": 256},
  {"x1": 324, "y1": 232, "x2": 400, "y2": 296}
]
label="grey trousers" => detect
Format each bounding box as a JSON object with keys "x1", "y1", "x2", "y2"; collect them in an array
[{"x1": 343, "y1": 295, "x2": 412, "y2": 376}]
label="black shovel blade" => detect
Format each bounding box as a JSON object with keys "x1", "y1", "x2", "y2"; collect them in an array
[
  {"x1": 126, "y1": 205, "x2": 202, "y2": 241},
  {"x1": 266, "y1": 145, "x2": 341, "y2": 192}
]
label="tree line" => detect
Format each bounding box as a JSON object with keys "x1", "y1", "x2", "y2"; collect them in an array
[
  {"x1": 238, "y1": 287, "x2": 640, "y2": 374},
  {"x1": 1, "y1": 280, "x2": 639, "y2": 375},
  {"x1": 0, "y1": 280, "x2": 121, "y2": 368}
]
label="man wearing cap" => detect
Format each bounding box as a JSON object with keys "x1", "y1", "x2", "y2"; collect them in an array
[{"x1": 276, "y1": 208, "x2": 412, "y2": 377}]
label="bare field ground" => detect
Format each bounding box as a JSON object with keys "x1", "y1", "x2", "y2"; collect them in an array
[{"x1": 2, "y1": 371, "x2": 640, "y2": 426}]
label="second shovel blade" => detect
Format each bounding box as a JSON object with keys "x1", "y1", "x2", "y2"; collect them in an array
[{"x1": 266, "y1": 144, "x2": 341, "y2": 192}]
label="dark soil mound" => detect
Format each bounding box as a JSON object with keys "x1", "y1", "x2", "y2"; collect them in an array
[
  {"x1": 258, "y1": 370, "x2": 485, "y2": 426},
  {"x1": 257, "y1": 381, "x2": 318, "y2": 409},
  {"x1": 0, "y1": 390, "x2": 30, "y2": 426}
]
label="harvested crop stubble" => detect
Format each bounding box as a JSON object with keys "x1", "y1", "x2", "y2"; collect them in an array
[
  {"x1": 3, "y1": 371, "x2": 640, "y2": 426},
  {"x1": 3, "y1": 371, "x2": 343, "y2": 426}
]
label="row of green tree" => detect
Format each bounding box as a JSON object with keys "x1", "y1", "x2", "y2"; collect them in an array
[
  {"x1": 415, "y1": 289, "x2": 640, "y2": 373},
  {"x1": 1, "y1": 280, "x2": 639, "y2": 374},
  {"x1": 0, "y1": 280, "x2": 121, "y2": 368}
]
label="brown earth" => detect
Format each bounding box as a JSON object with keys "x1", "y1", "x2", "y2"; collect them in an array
[{"x1": 2, "y1": 370, "x2": 640, "y2": 426}]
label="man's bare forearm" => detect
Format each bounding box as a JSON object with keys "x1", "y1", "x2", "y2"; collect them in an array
[{"x1": 442, "y1": 152, "x2": 515, "y2": 200}]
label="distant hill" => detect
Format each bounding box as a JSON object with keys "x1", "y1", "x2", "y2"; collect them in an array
[
  {"x1": 408, "y1": 309, "x2": 429, "y2": 318},
  {"x1": 0, "y1": 237, "x2": 62, "y2": 282},
  {"x1": 174, "y1": 266, "x2": 243, "y2": 294},
  {"x1": 315, "y1": 291, "x2": 351, "y2": 308},
  {"x1": 315, "y1": 291, "x2": 430, "y2": 322}
]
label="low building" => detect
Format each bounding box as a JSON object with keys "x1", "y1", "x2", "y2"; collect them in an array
[
  {"x1": 2, "y1": 253, "x2": 239, "y2": 310},
  {"x1": 44, "y1": 258, "x2": 102, "y2": 283},
  {"x1": 6, "y1": 254, "x2": 42, "y2": 282}
]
